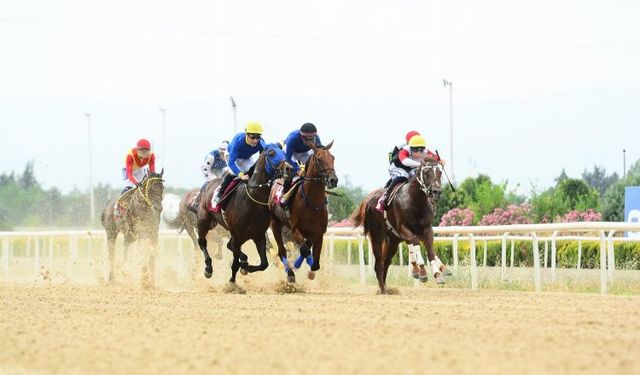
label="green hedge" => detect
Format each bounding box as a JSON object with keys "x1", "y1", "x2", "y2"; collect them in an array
[{"x1": 328, "y1": 238, "x2": 640, "y2": 270}]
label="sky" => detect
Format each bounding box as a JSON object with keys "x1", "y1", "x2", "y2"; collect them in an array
[{"x1": 1, "y1": 0, "x2": 639, "y2": 196}]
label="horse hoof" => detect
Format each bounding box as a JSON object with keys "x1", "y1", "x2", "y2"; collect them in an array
[
  {"x1": 204, "y1": 268, "x2": 213, "y2": 279},
  {"x1": 307, "y1": 271, "x2": 315, "y2": 280},
  {"x1": 442, "y1": 268, "x2": 453, "y2": 277},
  {"x1": 435, "y1": 274, "x2": 445, "y2": 285},
  {"x1": 419, "y1": 273, "x2": 429, "y2": 283},
  {"x1": 411, "y1": 271, "x2": 420, "y2": 280},
  {"x1": 287, "y1": 274, "x2": 296, "y2": 283}
]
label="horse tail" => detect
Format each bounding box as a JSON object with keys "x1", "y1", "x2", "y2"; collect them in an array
[
  {"x1": 350, "y1": 199, "x2": 369, "y2": 235},
  {"x1": 162, "y1": 212, "x2": 185, "y2": 233}
]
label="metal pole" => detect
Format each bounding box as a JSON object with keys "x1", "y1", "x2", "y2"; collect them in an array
[
  {"x1": 85, "y1": 113, "x2": 95, "y2": 227},
  {"x1": 623, "y1": 149, "x2": 626, "y2": 179},
  {"x1": 159, "y1": 107, "x2": 166, "y2": 168},
  {"x1": 230, "y1": 97, "x2": 238, "y2": 134},
  {"x1": 443, "y1": 79, "x2": 454, "y2": 183}
]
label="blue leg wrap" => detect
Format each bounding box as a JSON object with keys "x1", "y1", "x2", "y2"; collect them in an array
[
  {"x1": 293, "y1": 255, "x2": 305, "y2": 269},
  {"x1": 306, "y1": 256, "x2": 314, "y2": 267},
  {"x1": 280, "y1": 256, "x2": 290, "y2": 273}
]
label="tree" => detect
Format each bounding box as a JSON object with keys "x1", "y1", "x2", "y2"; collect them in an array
[
  {"x1": 602, "y1": 160, "x2": 640, "y2": 221},
  {"x1": 581, "y1": 165, "x2": 619, "y2": 197},
  {"x1": 555, "y1": 169, "x2": 569, "y2": 184},
  {"x1": 434, "y1": 185, "x2": 467, "y2": 225}
]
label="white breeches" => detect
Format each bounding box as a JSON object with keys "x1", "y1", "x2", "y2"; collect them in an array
[
  {"x1": 231, "y1": 154, "x2": 259, "y2": 175},
  {"x1": 122, "y1": 167, "x2": 148, "y2": 189},
  {"x1": 292, "y1": 150, "x2": 314, "y2": 165},
  {"x1": 388, "y1": 165, "x2": 414, "y2": 179}
]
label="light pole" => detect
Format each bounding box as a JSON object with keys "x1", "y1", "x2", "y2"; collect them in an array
[
  {"x1": 159, "y1": 107, "x2": 166, "y2": 168},
  {"x1": 230, "y1": 96, "x2": 238, "y2": 134},
  {"x1": 85, "y1": 113, "x2": 95, "y2": 227},
  {"x1": 443, "y1": 79, "x2": 454, "y2": 184}
]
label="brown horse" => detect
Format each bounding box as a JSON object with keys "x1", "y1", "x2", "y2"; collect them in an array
[
  {"x1": 101, "y1": 170, "x2": 164, "y2": 284},
  {"x1": 351, "y1": 156, "x2": 451, "y2": 293},
  {"x1": 270, "y1": 141, "x2": 338, "y2": 282},
  {"x1": 162, "y1": 187, "x2": 227, "y2": 260},
  {"x1": 196, "y1": 144, "x2": 293, "y2": 284}
]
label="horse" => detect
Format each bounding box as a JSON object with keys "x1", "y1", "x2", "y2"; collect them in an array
[
  {"x1": 196, "y1": 144, "x2": 293, "y2": 285},
  {"x1": 351, "y1": 156, "x2": 451, "y2": 294},
  {"x1": 270, "y1": 141, "x2": 338, "y2": 282},
  {"x1": 101, "y1": 170, "x2": 164, "y2": 284}
]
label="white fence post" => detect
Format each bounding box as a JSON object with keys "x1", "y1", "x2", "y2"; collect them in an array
[
  {"x1": 34, "y1": 237, "x2": 40, "y2": 275},
  {"x1": 510, "y1": 239, "x2": 515, "y2": 268},
  {"x1": 577, "y1": 240, "x2": 582, "y2": 269},
  {"x1": 599, "y1": 231, "x2": 607, "y2": 295},
  {"x1": 469, "y1": 234, "x2": 477, "y2": 290},
  {"x1": 358, "y1": 237, "x2": 365, "y2": 286},
  {"x1": 329, "y1": 236, "x2": 335, "y2": 268},
  {"x1": 482, "y1": 239, "x2": 488, "y2": 268},
  {"x1": 532, "y1": 232, "x2": 541, "y2": 292},
  {"x1": 501, "y1": 233, "x2": 508, "y2": 282},
  {"x1": 452, "y1": 234, "x2": 459, "y2": 272},
  {"x1": 607, "y1": 230, "x2": 616, "y2": 282},
  {"x1": 347, "y1": 240, "x2": 352, "y2": 266},
  {"x1": 367, "y1": 238, "x2": 374, "y2": 271},
  {"x1": 551, "y1": 231, "x2": 558, "y2": 282},
  {"x1": 543, "y1": 240, "x2": 548, "y2": 269},
  {"x1": 398, "y1": 243, "x2": 403, "y2": 266}
]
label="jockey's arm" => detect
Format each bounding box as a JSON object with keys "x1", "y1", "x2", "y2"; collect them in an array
[
  {"x1": 125, "y1": 155, "x2": 139, "y2": 185},
  {"x1": 284, "y1": 139, "x2": 300, "y2": 174},
  {"x1": 202, "y1": 154, "x2": 214, "y2": 180},
  {"x1": 148, "y1": 154, "x2": 156, "y2": 173},
  {"x1": 399, "y1": 150, "x2": 421, "y2": 168}
]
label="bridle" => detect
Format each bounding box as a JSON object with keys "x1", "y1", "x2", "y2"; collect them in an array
[
  {"x1": 246, "y1": 149, "x2": 292, "y2": 205},
  {"x1": 302, "y1": 150, "x2": 335, "y2": 188},
  {"x1": 416, "y1": 162, "x2": 442, "y2": 199},
  {"x1": 137, "y1": 176, "x2": 164, "y2": 214}
]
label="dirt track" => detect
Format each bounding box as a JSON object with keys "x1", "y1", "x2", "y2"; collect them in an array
[{"x1": 1, "y1": 280, "x2": 639, "y2": 375}]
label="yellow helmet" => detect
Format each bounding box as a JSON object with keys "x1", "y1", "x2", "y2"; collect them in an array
[
  {"x1": 245, "y1": 121, "x2": 264, "y2": 134},
  {"x1": 408, "y1": 135, "x2": 427, "y2": 148}
]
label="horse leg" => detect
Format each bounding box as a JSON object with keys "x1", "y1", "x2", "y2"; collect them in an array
[
  {"x1": 242, "y1": 235, "x2": 269, "y2": 273},
  {"x1": 228, "y1": 238, "x2": 246, "y2": 284},
  {"x1": 271, "y1": 219, "x2": 295, "y2": 282},
  {"x1": 197, "y1": 217, "x2": 213, "y2": 278},
  {"x1": 307, "y1": 237, "x2": 322, "y2": 280},
  {"x1": 383, "y1": 236, "x2": 400, "y2": 286},
  {"x1": 369, "y1": 233, "x2": 387, "y2": 293},
  {"x1": 106, "y1": 229, "x2": 118, "y2": 283},
  {"x1": 423, "y1": 226, "x2": 445, "y2": 284}
]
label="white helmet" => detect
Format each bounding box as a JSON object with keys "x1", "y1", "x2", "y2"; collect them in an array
[{"x1": 219, "y1": 141, "x2": 229, "y2": 151}]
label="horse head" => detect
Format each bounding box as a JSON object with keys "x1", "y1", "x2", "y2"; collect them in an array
[
  {"x1": 416, "y1": 157, "x2": 442, "y2": 200},
  {"x1": 263, "y1": 144, "x2": 293, "y2": 181},
  {"x1": 309, "y1": 140, "x2": 338, "y2": 189},
  {"x1": 139, "y1": 168, "x2": 165, "y2": 210}
]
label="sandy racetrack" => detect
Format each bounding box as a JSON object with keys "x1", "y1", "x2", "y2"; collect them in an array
[{"x1": 1, "y1": 280, "x2": 639, "y2": 375}]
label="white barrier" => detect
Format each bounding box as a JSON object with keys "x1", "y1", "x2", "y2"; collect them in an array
[{"x1": 2, "y1": 222, "x2": 640, "y2": 294}]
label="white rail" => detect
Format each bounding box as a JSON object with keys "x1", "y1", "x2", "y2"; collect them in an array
[{"x1": 2, "y1": 222, "x2": 640, "y2": 294}]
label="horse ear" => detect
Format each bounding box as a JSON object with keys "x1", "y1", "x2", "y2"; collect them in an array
[
  {"x1": 323, "y1": 140, "x2": 334, "y2": 150},
  {"x1": 160, "y1": 168, "x2": 164, "y2": 177}
]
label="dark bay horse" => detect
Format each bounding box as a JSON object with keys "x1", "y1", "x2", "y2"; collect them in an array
[
  {"x1": 270, "y1": 141, "x2": 338, "y2": 282},
  {"x1": 101, "y1": 170, "x2": 164, "y2": 284},
  {"x1": 196, "y1": 144, "x2": 293, "y2": 285},
  {"x1": 351, "y1": 156, "x2": 451, "y2": 293}
]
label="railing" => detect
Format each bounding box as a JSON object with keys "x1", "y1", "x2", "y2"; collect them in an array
[{"x1": 2, "y1": 222, "x2": 640, "y2": 294}]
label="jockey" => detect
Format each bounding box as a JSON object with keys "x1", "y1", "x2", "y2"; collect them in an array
[
  {"x1": 281, "y1": 122, "x2": 324, "y2": 200},
  {"x1": 121, "y1": 138, "x2": 156, "y2": 194},
  {"x1": 375, "y1": 134, "x2": 442, "y2": 212},
  {"x1": 202, "y1": 140, "x2": 229, "y2": 182},
  {"x1": 212, "y1": 121, "x2": 266, "y2": 207}
]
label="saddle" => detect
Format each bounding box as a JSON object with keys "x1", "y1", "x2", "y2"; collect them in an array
[
  {"x1": 113, "y1": 188, "x2": 136, "y2": 219},
  {"x1": 208, "y1": 178, "x2": 242, "y2": 213}
]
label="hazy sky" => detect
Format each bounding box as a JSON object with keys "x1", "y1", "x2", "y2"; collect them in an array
[{"x1": 1, "y1": 0, "x2": 639, "y2": 195}]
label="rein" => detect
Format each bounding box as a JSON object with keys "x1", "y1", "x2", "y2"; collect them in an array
[
  {"x1": 416, "y1": 163, "x2": 441, "y2": 198},
  {"x1": 136, "y1": 177, "x2": 164, "y2": 213},
  {"x1": 245, "y1": 154, "x2": 288, "y2": 206}
]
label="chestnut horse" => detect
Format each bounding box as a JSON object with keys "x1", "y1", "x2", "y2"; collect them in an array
[
  {"x1": 101, "y1": 170, "x2": 164, "y2": 283},
  {"x1": 351, "y1": 156, "x2": 451, "y2": 293},
  {"x1": 270, "y1": 141, "x2": 338, "y2": 282},
  {"x1": 196, "y1": 144, "x2": 293, "y2": 284}
]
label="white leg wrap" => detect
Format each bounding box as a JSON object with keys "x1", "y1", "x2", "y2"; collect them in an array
[
  {"x1": 430, "y1": 260, "x2": 440, "y2": 275},
  {"x1": 408, "y1": 245, "x2": 424, "y2": 266}
]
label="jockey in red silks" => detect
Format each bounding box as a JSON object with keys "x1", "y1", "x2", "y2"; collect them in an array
[{"x1": 121, "y1": 138, "x2": 156, "y2": 194}]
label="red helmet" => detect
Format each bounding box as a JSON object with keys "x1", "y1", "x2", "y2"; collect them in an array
[
  {"x1": 136, "y1": 138, "x2": 151, "y2": 149},
  {"x1": 405, "y1": 130, "x2": 420, "y2": 143}
]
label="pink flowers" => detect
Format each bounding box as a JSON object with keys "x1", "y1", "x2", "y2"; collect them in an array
[
  {"x1": 561, "y1": 209, "x2": 602, "y2": 222},
  {"x1": 479, "y1": 204, "x2": 534, "y2": 226},
  {"x1": 439, "y1": 208, "x2": 475, "y2": 226}
]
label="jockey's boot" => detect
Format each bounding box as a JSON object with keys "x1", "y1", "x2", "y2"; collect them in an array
[
  {"x1": 281, "y1": 178, "x2": 292, "y2": 208},
  {"x1": 375, "y1": 190, "x2": 389, "y2": 213},
  {"x1": 213, "y1": 173, "x2": 234, "y2": 207}
]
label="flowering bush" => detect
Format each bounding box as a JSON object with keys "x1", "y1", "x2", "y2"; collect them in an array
[
  {"x1": 439, "y1": 208, "x2": 474, "y2": 226},
  {"x1": 479, "y1": 204, "x2": 534, "y2": 226},
  {"x1": 561, "y1": 209, "x2": 602, "y2": 222}
]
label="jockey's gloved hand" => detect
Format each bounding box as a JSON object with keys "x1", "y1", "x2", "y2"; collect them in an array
[{"x1": 135, "y1": 181, "x2": 141, "y2": 188}]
